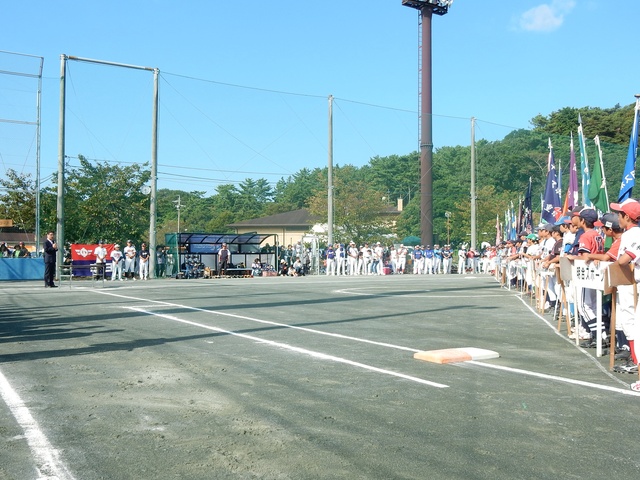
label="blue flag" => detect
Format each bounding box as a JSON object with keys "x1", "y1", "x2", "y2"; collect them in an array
[
  {"x1": 542, "y1": 139, "x2": 562, "y2": 224},
  {"x1": 618, "y1": 98, "x2": 640, "y2": 202}
]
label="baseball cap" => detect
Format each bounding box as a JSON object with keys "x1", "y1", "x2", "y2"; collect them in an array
[
  {"x1": 570, "y1": 205, "x2": 585, "y2": 216},
  {"x1": 610, "y1": 199, "x2": 640, "y2": 221},
  {"x1": 598, "y1": 212, "x2": 620, "y2": 230},
  {"x1": 538, "y1": 223, "x2": 554, "y2": 231},
  {"x1": 579, "y1": 208, "x2": 598, "y2": 223},
  {"x1": 554, "y1": 216, "x2": 571, "y2": 225}
]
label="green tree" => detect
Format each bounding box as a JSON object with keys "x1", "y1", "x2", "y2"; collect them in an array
[
  {"x1": 308, "y1": 173, "x2": 391, "y2": 246},
  {"x1": 0, "y1": 169, "x2": 36, "y2": 232},
  {"x1": 364, "y1": 153, "x2": 420, "y2": 205},
  {"x1": 273, "y1": 168, "x2": 325, "y2": 210},
  {"x1": 235, "y1": 178, "x2": 273, "y2": 219},
  {"x1": 44, "y1": 155, "x2": 150, "y2": 244}
]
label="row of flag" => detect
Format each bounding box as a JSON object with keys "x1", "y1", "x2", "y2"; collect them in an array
[{"x1": 498, "y1": 97, "x2": 640, "y2": 243}]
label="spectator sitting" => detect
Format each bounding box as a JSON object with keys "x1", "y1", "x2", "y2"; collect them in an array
[
  {"x1": 292, "y1": 256, "x2": 304, "y2": 276},
  {"x1": 277, "y1": 259, "x2": 289, "y2": 276},
  {"x1": 252, "y1": 258, "x2": 262, "y2": 277}
]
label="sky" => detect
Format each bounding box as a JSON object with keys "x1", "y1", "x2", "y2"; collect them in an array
[{"x1": 1, "y1": 0, "x2": 639, "y2": 196}]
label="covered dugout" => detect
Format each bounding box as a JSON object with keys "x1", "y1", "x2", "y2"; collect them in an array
[{"x1": 165, "y1": 232, "x2": 277, "y2": 277}]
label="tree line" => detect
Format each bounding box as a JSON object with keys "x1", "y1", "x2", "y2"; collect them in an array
[{"x1": 0, "y1": 102, "x2": 635, "y2": 249}]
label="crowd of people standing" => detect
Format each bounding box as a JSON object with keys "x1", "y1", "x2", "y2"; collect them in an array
[
  {"x1": 321, "y1": 242, "x2": 467, "y2": 276},
  {"x1": 497, "y1": 200, "x2": 640, "y2": 391}
]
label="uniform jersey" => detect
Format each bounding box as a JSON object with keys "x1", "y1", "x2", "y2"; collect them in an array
[
  {"x1": 577, "y1": 229, "x2": 604, "y2": 255},
  {"x1": 618, "y1": 226, "x2": 640, "y2": 281}
]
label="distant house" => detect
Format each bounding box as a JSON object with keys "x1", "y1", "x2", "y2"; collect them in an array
[
  {"x1": 227, "y1": 200, "x2": 404, "y2": 247},
  {"x1": 227, "y1": 209, "x2": 321, "y2": 247},
  {"x1": 0, "y1": 229, "x2": 37, "y2": 253}
]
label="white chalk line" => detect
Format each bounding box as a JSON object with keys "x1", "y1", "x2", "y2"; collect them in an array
[
  {"x1": 0, "y1": 370, "x2": 77, "y2": 480},
  {"x1": 97, "y1": 290, "x2": 637, "y2": 397},
  {"x1": 125, "y1": 306, "x2": 449, "y2": 389},
  {"x1": 96, "y1": 290, "x2": 420, "y2": 353},
  {"x1": 334, "y1": 286, "x2": 511, "y2": 298},
  {"x1": 512, "y1": 289, "x2": 632, "y2": 388},
  {"x1": 466, "y1": 361, "x2": 640, "y2": 397}
]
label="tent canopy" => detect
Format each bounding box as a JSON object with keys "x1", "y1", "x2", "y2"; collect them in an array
[
  {"x1": 402, "y1": 236, "x2": 421, "y2": 246},
  {"x1": 168, "y1": 232, "x2": 276, "y2": 255}
]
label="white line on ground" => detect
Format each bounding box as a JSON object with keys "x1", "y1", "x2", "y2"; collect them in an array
[
  {"x1": 334, "y1": 287, "x2": 511, "y2": 298},
  {"x1": 467, "y1": 360, "x2": 640, "y2": 397},
  {"x1": 95, "y1": 290, "x2": 420, "y2": 353},
  {"x1": 96, "y1": 289, "x2": 636, "y2": 397},
  {"x1": 0, "y1": 370, "x2": 77, "y2": 480},
  {"x1": 513, "y1": 289, "x2": 631, "y2": 388},
  {"x1": 125, "y1": 306, "x2": 449, "y2": 389}
]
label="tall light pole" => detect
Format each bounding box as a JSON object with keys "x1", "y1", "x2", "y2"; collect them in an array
[{"x1": 402, "y1": 0, "x2": 452, "y2": 247}]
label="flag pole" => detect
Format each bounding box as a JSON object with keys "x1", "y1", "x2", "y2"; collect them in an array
[{"x1": 595, "y1": 135, "x2": 609, "y2": 208}]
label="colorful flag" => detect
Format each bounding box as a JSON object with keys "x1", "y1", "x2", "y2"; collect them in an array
[
  {"x1": 578, "y1": 114, "x2": 592, "y2": 207},
  {"x1": 588, "y1": 135, "x2": 609, "y2": 213},
  {"x1": 504, "y1": 210, "x2": 509, "y2": 241},
  {"x1": 618, "y1": 97, "x2": 640, "y2": 202},
  {"x1": 567, "y1": 132, "x2": 579, "y2": 209},
  {"x1": 516, "y1": 195, "x2": 523, "y2": 233},
  {"x1": 521, "y1": 177, "x2": 533, "y2": 233},
  {"x1": 542, "y1": 139, "x2": 562, "y2": 223},
  {"x1": 509, "y1": 202, "x2": 517, "y2": 240}
]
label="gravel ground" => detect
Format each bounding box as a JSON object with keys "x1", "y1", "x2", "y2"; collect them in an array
[{"x1": 1, "y1": 275, "x2": 639, "y2": 479}]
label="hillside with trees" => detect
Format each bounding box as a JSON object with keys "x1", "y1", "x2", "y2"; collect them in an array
[{"x1": 0, "y1": 102, "x2": 635, "y2": 248}]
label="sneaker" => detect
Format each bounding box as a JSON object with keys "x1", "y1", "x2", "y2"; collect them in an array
[
  {"x1": 615, "y1": 350, "x2": 631, "y2": 361},
  {"x1": 614, "y1": 362, "x2": 638, "y2": 374},
  {"x1": 630, "y1": 381, "x2": 640, "y2": 392},
  {"x1": 568, "y1": 332, "x2": 591, "y2": 340}
]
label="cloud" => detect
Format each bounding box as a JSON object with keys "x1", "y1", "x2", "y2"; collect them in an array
[{"x1": 517, "y1": 0, "x2": 576, "y2": 33}]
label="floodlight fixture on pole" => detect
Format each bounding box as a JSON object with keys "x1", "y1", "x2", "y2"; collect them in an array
[{"x1": 402, "y1": 0, "x2": 451, "y2": 247}]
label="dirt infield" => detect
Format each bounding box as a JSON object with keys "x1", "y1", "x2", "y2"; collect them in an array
[{"x1": 1, "y1": 275, "x2": 639, "y2": 479}]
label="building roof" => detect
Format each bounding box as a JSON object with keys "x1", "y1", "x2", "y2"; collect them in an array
[
  {"x1": 0, "y1": 231, "x2": 36, "y2": 245},
  {"x1": 227, "y1": 209, "x2": 321, "y2": 229}
]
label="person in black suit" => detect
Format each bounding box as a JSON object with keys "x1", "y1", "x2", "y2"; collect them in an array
[{"x1": 44, "y1": 230, "x2": 58, "y2": 288}]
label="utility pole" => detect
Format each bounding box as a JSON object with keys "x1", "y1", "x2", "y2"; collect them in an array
[
  {"x1": 57, "y1": 55, "x2": 67, "y2": 272},
  {"x1": 149, "y1": 68, "x2": 159, "y2": 279},
  {"x1": 445, "y1": 211, "x2": 451, "y2": 245},
  {"x1": 470, "y1": 117, "x2": 476, "y2": 251},
  {"x1": 327, "y1": 95, "x2": 334, "y2": 246},
  {"x1": 174, "y1": 196, "x2": 182, "y2": 234}
]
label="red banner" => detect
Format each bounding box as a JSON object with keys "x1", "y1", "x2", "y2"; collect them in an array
[{"x1": 70, "y1": 244, "x2": 115, "y2": 262}]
